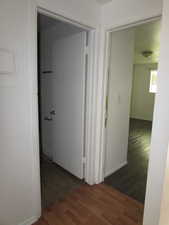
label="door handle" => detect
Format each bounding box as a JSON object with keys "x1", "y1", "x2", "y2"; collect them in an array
[
  {"x1": 44, "y1": 116, "x2": 53, "y2": 121},
  {"x1": 50, "y1": 110, "x2": 56, "y2": 115}
]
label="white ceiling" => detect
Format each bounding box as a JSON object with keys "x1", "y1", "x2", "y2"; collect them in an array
[
  {"x1": 96, "y1": 0, "x2": 112, "y2": 4},
  {"x1": 134, "y1": 20, "x2": 161, "y2": 64}
]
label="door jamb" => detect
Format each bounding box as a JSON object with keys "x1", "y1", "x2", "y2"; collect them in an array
[{"x1": 36, "y1": 8, "x2": 97, "y2": 184}]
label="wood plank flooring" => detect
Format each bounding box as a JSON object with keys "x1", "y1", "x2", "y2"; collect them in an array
[
  {"x1": 33, "y1": 184, "x2": 144, "y2": 225},
  {"x1": 41, "y1": 156, "x2": 83, "y2": 209},
  {"x1": 105, "y1": 119, "x2": 152, "y2": 203}
]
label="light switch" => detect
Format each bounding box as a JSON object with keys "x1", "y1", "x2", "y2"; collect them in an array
[{"x1": 0, "y1": 49, "x2": 15, "y2": 74}]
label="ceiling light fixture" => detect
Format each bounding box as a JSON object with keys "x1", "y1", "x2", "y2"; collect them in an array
[{"x1": 142, "y1": 50, "x2": 153, "y2": 58}]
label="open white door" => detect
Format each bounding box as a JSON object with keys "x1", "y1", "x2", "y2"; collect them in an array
[
  {"x1": 105, "y1": 29, "x2": 135, "y2": 177},
  {"x1": 41, "y1": 31, "x2": 86, "y2": 179}
]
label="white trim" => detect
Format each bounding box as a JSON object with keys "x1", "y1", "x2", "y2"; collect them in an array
[
  {"x1": 107, "y1": 16, "x2": 161, "y2": 32},
  {"x1": 28, "y1": 0, "x2": 42, "y2": 219},
  {"x1": 104, "y1": 161, "x2": 128, "y2": 178},
  {"x1": 81, "y1": 31, "x2": 88, "y2": 179},
  {"x1": 94, "y1": 27, "x2": 111, "y2": 184},
  {"x1": 38, "y1": 7, "x2": 94, "y2": 31},
  {"x1": 84, "y1": 29, "x2": 99, "y2": 185},
  {"x1": 18, "y1": 216, "x2": 40, "y2": 225}
]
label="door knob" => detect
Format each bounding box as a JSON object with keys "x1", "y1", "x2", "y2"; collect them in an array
[
  {"x1": 44, "y1": 116, "x2": 52, "y2": 121},
  {"x1": 50, "y1": 110, "x2": 56, "y2": 115}
]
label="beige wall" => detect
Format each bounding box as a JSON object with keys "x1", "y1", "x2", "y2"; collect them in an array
[
  {"x1": 143, "y1": 0, "x2": 169, "y2": 224},
  {"x1": 0, "y1": 0, "x2": 100, "y2": 225},
  {"x1": 101, "y1": 0, "x2": 162, "y2": 29},
  {"x1": 130, "y1": 63, "x2": 157, "y2": 121}
]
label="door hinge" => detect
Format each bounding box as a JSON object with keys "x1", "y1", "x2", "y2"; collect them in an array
[
  {"x1": 105, "y1": 95, "x2": 109, "y2": 128},
  {"x1": 85, "y1": 46, "x2": 89, "y2": 55},
  {"x1": 105, "y1": 116, "x2": 108, "y2": 128},
  {"x1": 82, "y1": 157, "x2": 86, "y2": 164}
]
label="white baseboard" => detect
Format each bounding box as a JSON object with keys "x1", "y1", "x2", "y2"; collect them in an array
[
  {"x1": 18, "y1": 216, "x2": 40, "y2": 225},
  {"x1": 104, "y1": 161, "x2": 128, "y2": 178}
]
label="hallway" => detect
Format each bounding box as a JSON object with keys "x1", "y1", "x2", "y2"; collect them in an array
[
  {"x1": 105, "y1": 119, "x2": 152, "y2": 203},
  {"x1": 34, "y1": 184, "x2": 143, "y2": 225}
]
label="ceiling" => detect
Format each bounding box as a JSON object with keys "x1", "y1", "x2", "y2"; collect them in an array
[
  {"x1": 96, "y1": 0, "x2": 112, "y2": 4},
  {"x1": 134, "y1": 20, "x2": 161, "y2": 64}
]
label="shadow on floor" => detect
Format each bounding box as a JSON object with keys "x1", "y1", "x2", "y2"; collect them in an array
[
  {"x1": 105, "y1": 118, "x2": 152, "y2": 203},
  {"x1": 40, "y1": 156, "x2": 84, "y2": 209}
]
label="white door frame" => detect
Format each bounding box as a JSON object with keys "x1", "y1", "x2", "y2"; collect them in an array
[
  {"x1": 29, "y1": 4, "x2": 98, "y2": 213},
  {"x1": 37, "y1": 8, "x2": 97, "y2": 184},
  {"x1": 95, "y1": 16, "x2": 161, "y2": 183}
]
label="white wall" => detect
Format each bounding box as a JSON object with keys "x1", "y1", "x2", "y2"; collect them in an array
[
  {"x1": 159, "y1": 144, "x2": 169, "y2": 225},
  {"x1": 0, "y1": 1, "x2": 41, "y2": 225},
  {"x1": 37, "y1": 0, "x2": 101, "y2": 28},
  {"x1": 130, "y1": 64, "x2": 157, "y2": 121},
  {"x1": 143, "y1": 0, "x2": 169, "y2": 224},
  {"x1": 0, "y1": 0, "x2": 100, "y2": 225},
  {"x1": 101, "y1": 0, "x2": 163, "y2": 29}
]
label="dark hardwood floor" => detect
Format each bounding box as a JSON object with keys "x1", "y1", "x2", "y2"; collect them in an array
[
  {"x1": 105, "y1": 118, "x2": 152, "y2": 203},
  {"x1": 33, "y1": 184, "x2": 144, "y2": 225},
  {"x1": 41, "y1": 156, "x2": 83, "y2": 209}
]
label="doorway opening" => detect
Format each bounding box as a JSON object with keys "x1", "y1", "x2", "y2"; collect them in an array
[
  {"x1": 37, "y1": 12, "x2": 89, "y2": 209},
  {"x1": 104, "y1": 19, "x2": 161, "y2": 205}
]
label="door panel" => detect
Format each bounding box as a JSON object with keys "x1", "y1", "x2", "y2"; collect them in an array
[
  {"x1": 40, "y1": 35, "x2": 54, "y2": 159},
  {"x1": 41, "y1": 31, "x2": 86, "y2": 179},
  {"x1": 105, "y1": 29, "x2": 135, "y2": 177},
  {"x1": 51, "y1": 32, "x2": 86, "y2": 179},
  {"x1": 40, "y1": 76, "x2": 54, "y2": 159}
]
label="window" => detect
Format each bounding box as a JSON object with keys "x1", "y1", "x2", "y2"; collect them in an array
[{"x1": 149, "y1": 70, "x2": 158, "y2": 93}]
